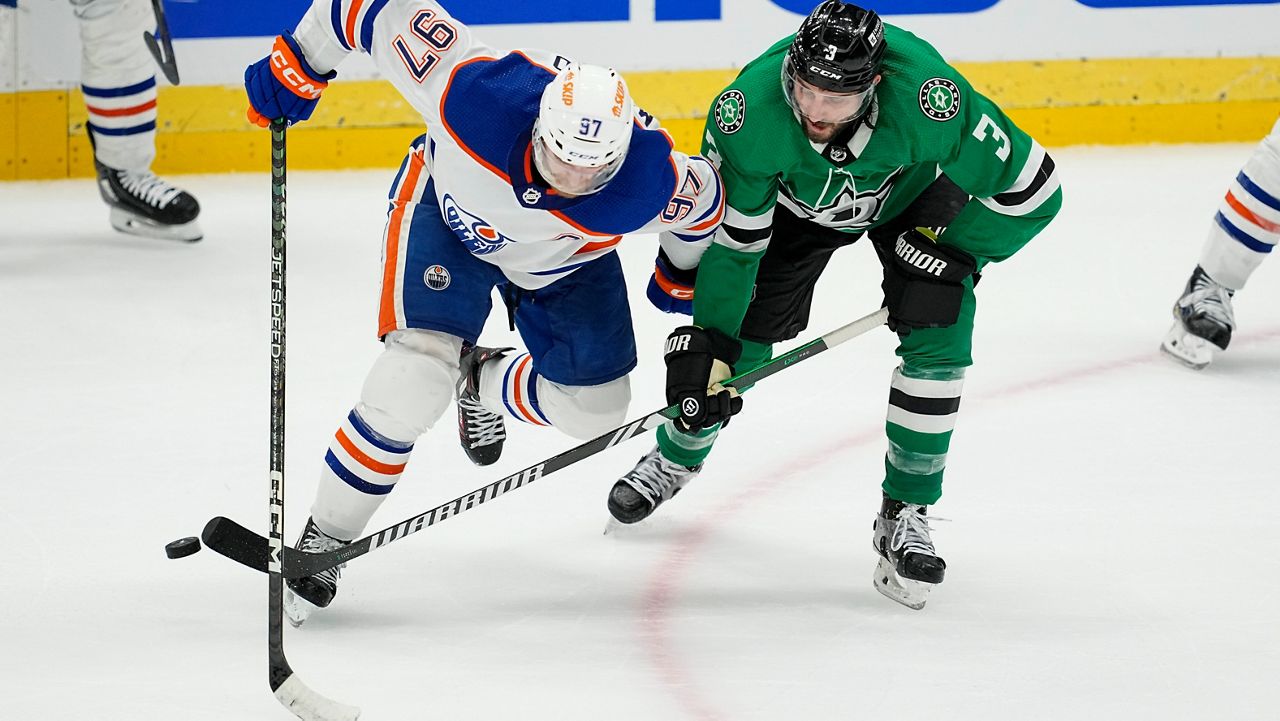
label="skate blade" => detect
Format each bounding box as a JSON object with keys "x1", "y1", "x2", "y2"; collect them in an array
[
  {"x1": 283, "y1": 589, "x2": 317, "y2": 628},
  {"x1": 873, "y1": 557, "x2": 932, "y2": 611},
  {"x1": 602, "y1": 513, "x2": 677, "y2": 537},
  {"x1": 109, "y1": 208, "x2": 203, "y2": 242},
  {"x1": 1160, "y1": 323, "x2": 1213, "y2": 370},
  {"x1": 603, "y1": 516, "x2": 643, "y2": 536}
]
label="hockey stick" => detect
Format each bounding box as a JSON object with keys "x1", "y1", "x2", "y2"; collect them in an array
[
  {"x1": 263, "y1": 120, "x2": 360, "y2": 721},
  {"x1": 142, "y1": 0, "x2": 180, "y2": 85},
  {"x1": 203, "y1": 306, "x2": 890, "y2": 579}
]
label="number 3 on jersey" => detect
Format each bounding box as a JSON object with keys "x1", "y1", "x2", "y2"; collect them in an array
[
  {"x1": 393, "y1": 9, "x2": 458, "y2": 82},
  {"x1": 972, "y1": 114, "x2": 1011, "y2": 161}
]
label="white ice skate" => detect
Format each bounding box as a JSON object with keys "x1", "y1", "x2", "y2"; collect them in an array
[
  {"x1": 605, "y1": 445, "x2": 702, "y2": 531},
  {"x1": 872, "y1": 496, "x2": 947, "y2": 610},
  {"x1": 284, "y1": 518, "x2": 349, "y2": 627},
  {"x1": 1160, "y1": 265, "x2": 1235, "y2": 370}
]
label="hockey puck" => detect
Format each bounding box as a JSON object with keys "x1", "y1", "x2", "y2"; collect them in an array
[{"x1": 165, "y1": 536, "x2": 202, "y2": 559}]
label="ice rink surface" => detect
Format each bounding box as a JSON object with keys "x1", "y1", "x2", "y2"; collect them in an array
[{"x1": 1, "y1": 143, "x2": 1276, "y2": 720}]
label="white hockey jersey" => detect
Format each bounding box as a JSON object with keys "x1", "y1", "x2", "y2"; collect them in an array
[{"x1": 291, "y1": 0, "x2": 724, "y2": 290}]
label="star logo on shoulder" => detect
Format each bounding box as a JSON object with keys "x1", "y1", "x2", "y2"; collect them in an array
[
  {"x1": 918, "y1": 77, "x2": 961, "y2": 122},
  {"x1": 714, "y1": 90, "x2": 747, "y2": 135}
]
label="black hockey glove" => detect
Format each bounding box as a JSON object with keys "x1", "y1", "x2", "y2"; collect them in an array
[
  {"x1": 878, "y1": 228, "x2": 978, "y2": 334},
  {"x1": 664, "y1": 326, "x2": 743, "y2": 432}
]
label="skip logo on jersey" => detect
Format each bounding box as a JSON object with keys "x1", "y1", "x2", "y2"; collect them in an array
[{"x1": 443, "y1": 194, "x2": 513, "y2": 255}]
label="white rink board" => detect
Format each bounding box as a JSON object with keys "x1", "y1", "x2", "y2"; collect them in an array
[{"x1": 1, "y1": 3, "x2": 14, "y2": 93}]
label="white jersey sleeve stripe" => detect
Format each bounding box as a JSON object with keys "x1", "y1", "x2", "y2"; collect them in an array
[
  {"x1": 978, "y1": 153, "x2": 1060, "y2": 217},
  {"x1": 1002, "y1": 141, "x2": 1046, "y2": 196},
  {"x1": 724, "y1": 205, "x2": 774, "y2": 231}
]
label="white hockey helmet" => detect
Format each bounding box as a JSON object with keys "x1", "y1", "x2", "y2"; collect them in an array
[{"x1": 533, "y1": 63, "x2": 634, "y2": 196}]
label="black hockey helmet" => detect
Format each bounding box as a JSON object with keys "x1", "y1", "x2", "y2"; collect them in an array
[{"x1": 784, "y1": 1, "x2": 886, "y2": 94}]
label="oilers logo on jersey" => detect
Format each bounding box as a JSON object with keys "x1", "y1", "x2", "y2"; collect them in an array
[
  {"x1": 423, "y1": 264, "x2": 451, "y2": 290},
  {"x1": 442, "y1": 193, "x2": 513, "y2": 255}
]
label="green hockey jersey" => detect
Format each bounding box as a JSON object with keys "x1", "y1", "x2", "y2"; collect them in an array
[{"x1": 696, "y1": 25, "x2": 1062, "y2": 337}]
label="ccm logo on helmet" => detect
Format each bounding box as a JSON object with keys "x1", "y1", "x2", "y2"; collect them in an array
[{"x1": 808, "y1": 64, "x2": 842, "y2": 80}]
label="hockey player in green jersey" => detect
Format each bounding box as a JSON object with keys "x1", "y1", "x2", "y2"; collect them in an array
[{"x1": 606, "y1": 1, "x2": 1061, "y2": 609}]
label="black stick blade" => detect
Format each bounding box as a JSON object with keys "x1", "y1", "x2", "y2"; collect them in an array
[{"x1": 202, "y1": 516, "x2": 270, "y2": 573}]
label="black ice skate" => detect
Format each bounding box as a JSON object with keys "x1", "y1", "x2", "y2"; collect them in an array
[
  {"x1": 94, "y1": 157, "x2": 202, "y2": 242},
  {"x1": 456, "y1": 343, "x2": 513, "y2": 466},
  {"x1": 872, "y1": 494, "x2": 946, "y2": 610},
  {"x1": 1161, "y1": 265, "x2": 1236, "y2": 370},
  {"x1": 283, "y1": 517, "x2": 350, "y2": 627},
  {"x1": 607, "y1": 445, "x2": 702, "y2": 524}
]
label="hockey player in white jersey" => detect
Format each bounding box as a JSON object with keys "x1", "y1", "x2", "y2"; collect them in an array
[
  {"x1": 1162, "y1": 116, "x2": 1280, "y2": 368},
  {"x1": 244, "y1": 0, "x2": 724, "y2": 625},
  {"x1": 73, "y1": 0, "x2": 201, "y2": 240}
]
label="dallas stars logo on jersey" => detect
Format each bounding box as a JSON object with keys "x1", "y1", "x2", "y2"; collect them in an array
[
  {"x1": 778, "y1": 166, "x2": 905, "y2": 230},
  {"x1": 918, "y1": 78, "x2": 961, "y2": 121},
  {"x1": 714, "y1": 90, "x2": 746, "y2": 134}
]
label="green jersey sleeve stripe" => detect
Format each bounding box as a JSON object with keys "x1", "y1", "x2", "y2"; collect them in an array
[
  {"x1": 992, "y1": 154, "x2": 1056, "y2": 206},
  {"x1": 979, "y1": 150, "x2": 1061, "y2": 217},
  {"x1": 725, "y1": 206, "x2": 775, "y2": 231},
  {"x1": 717, "y1": 226, "x2": 772, "y2": 252}
]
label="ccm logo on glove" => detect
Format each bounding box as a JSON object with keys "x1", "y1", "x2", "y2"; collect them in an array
[{"x1": 272, "y1": 38, "x2": 326, "y2": 99}]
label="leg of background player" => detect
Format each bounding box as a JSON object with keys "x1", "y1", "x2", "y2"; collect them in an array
[
  {"x1": 72, "y1": 0, "x2": 201, "y2": 240},
  {"x1": 1163, "y1": 115, "x2": 1280, "y2": 368}
]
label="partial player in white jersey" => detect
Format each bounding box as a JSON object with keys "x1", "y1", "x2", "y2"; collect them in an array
[
  {"x1": 1162, "y1": 116, "x2": 1280, "y2": 369},
  {"x1": 243, "y1": 0, "x2": 724, "y2": 624},
  {"x1": 71, "y1": 0, "x2": 201, "y2": 240}
]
